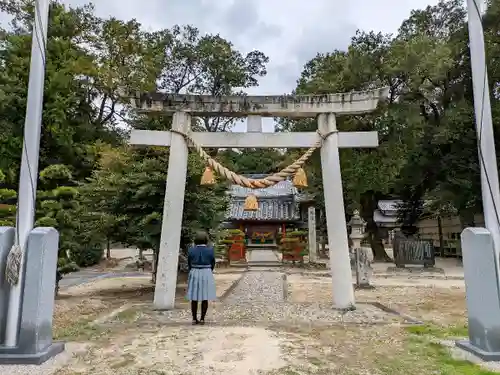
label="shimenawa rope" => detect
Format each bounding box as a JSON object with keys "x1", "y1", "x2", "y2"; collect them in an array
[{"x1": 170, "y1": 129, "x2": 336, "y2": 189}]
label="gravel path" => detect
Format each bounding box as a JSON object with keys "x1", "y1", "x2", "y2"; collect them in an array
[
  {"x1": 149, "y1": 270, "x2": 403, "y2": 326},
  {"x1": 224, "y1": 270, "x2": 285, "y2": 304}
]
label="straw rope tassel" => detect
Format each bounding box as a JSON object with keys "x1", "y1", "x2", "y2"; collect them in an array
[
  {"x1": 292, "y1": 167, "x2": 308, "y2": 188},
  {"x1": 200, "y1": 166, "x2": 216, "y2": 185},
  {"x1": 244, "y1": 194, "x2": 258, "y2": 211}
]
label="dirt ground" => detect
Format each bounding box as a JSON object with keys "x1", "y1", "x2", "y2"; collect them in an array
[
  {"x1": 287, "y1": 274, "x2": 467, "y2": 327},
  {"x1": 53, "y1": 272, "x2": 243, "y2": 341},
  {"x1": 53, "y1": 319, "x2": 417, "y2": 375},
  {"x1": 9, "y1": 271, "x2": 478, "y2": 375}
]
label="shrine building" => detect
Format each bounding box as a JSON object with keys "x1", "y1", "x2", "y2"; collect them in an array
[{"x1": 220, "y1": 174, "x2": 315, "y2": 247}]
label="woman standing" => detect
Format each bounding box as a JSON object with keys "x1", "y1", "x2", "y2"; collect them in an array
[{"x1": 186, "y1": 231, "x2": 217, "y2": 324}]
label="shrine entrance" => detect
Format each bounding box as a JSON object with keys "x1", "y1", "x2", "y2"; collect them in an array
[
  {"x1": 247, "y1": 225, "x2": 277, "y2": 246},
  {"x1": 129, "y1": 89, "x2": 388, "y2": 310}
]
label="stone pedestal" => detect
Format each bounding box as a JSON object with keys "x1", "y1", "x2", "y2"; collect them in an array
[
  {"x1": 355, "y1": 247, "x2": 373, "y2": 289},
  {"x1": 0, "y1": 227, "x2": 65, "y2": 365},
  {"x1": 307, "y1": 206, "x2": 317, "y2": 263},
  {"x1": 348, "y1": 211, "x2": 372, "y2": 289},
  {"x1": 456, "y1": 227, "x2": 500, "y2": 361}
]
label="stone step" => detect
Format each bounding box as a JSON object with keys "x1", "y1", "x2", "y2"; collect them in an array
[
  {"x1": 247, "y1": 261, "x2": 283, "y2": 267},
  {"x1": 246, "y1": 246, "x2": 277, "y2": 251},
  {"x1": 229, "y1": 262, "x2": 249, "y2": 268}
]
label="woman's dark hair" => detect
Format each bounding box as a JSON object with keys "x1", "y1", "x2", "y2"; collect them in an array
[{"x1": 194, "y1": 231, "x2": 209, "y2": 245}]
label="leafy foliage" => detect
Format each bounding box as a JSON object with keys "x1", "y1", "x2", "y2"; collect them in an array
[
  {"x1": 80, "y1": 146, "x2": 229, "y2": 257},
  {"x1": 0, "y1": 0, "x2": 495, "y2": 268},
  {"x1": 284, "y1": 0, "x2": 498, "y2": 259},
  {"x1": 0, "y1": 1, "x2": 268, "y2": 268}
]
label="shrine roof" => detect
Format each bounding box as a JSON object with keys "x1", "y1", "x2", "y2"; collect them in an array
[
  {"x1": 377, "y1": 200, "x2": 401, "y2": 215},
  {"x1": 226, "y1": 199, "x2": 300, "y2": 222},
  {"x1": 373, "y1": 199, "x2": 400, "y2": 228},
  {"x1": 225, "y1": 175, "x2": 306, "y2": 221},
  {"x1": 228, "y1": 176, "x2": 297, "y2": 198},
  {"x1": 373, "y1": 209, "x2": 398, "y2": 227}
]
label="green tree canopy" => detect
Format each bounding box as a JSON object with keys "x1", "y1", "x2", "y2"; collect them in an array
[{"x1": 282, "y1": 0, "x2": 496, "y2": 259}]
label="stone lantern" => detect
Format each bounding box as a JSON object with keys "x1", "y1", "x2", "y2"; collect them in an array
[
  {"x1": 348, "y1": 210, "x2": 373, "y2": 289},
  {"x1": 348, "y1": 210, "x2": 366, "y2": 250}
]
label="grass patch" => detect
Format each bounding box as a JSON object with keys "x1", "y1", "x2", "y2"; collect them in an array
[
  {"x1": 109, "y1": 353, "x2": 136, "y2": 369},
  {"x1": 53, "y1": 318, "x2": 110, "y2": 341},
  {"x1": 377, "y1": 336, "x2": 497, "y2": 375},
  {"x1": 406, "y1": 323, "x2": 468, "y2": 338},
  {"x1": 265, "y1": 367, "x2": 303, "y2": 375},
  {"x1": 410, "y1": 337, "x2": 497, "y2": 375},
  {"x1": 386, "y1": 324, "x2": 497, "y2": 375},
  {"x1": 114, "y1": 307, "x2": 139, "y2": 322}
]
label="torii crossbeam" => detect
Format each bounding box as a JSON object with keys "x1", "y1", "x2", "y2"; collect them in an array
[
  {"x1": 128, "y1": 88, "x2": 389, "y2": 310},
  {"x1": 130, "y1": 129, "x2": 378, "y2": 149}
]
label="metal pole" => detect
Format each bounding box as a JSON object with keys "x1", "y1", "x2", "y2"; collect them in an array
[
  {"x1": 466, "y1": 0, "x2": 500, "y2": 253},
  {"x1": 4, "y1": 0, "x2": 49, "y2": 347}
]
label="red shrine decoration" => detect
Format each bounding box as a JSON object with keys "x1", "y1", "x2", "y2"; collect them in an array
[{"x1": 228, "y1": 231, "x2": 246, "y2": 261}]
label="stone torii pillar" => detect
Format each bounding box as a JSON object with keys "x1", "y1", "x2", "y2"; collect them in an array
[
  {"x1": 128, "y1": 89, "x2": 388, "y2": 310},
  {"x1": 152, "y1": 112, "x2": 190, "y2": 309},
  {"x1": 319, "y1": 113, "x2": 355, "y2": 308}
]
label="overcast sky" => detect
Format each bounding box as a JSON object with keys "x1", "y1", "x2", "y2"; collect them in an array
[{"x1": 2, "y1": 0, "x2": 443, "y2": 131}]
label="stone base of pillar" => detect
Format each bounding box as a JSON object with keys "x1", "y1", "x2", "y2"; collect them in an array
[
  {"x1": 456, "y1": 227, "x2": 500, "y2": 361},
  {"x1": 455, "y1": 340, "x2": 500, "y2": 362},
  {"x1": 354, "y1": 283, "x2": 375, "y2": 290},
  {"x1": 0, "y1": 227, "x2": 64, "y2": 365},
  {"x1": 0, "y1": 342, "x2": 65, "y2": 365},
  {"x1": 332, "y1": 305, "x2": 357, "y2": 312}
]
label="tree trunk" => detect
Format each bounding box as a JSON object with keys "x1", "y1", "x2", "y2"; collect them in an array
[
  {"x1": 459, "y1": 210, "x2": 476, "y2": 229},
  {"x1": 106, "y1": 237, "x2": 111, "y2": 259},
  {"x1": 55, "y1": 270, "x2": 62, "y2": 298},
  {"x1": 368, "y1": 228, "x2": 391, "y2": 262},
  {"x1": 360, "y1": 191, "x2": 392, "y2": 262},
  {"x1": 152, "y1": 248, "x2": 158, "y2": 284},
  {"x1": 437, "y1": 216, "x2": 444, "y2": 256}
]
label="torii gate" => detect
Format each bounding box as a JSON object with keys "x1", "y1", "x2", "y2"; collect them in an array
[{"x1": 128, "y1": 88, "x2": 389, "y2": 310}]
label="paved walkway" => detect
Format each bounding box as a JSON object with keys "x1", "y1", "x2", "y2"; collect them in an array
[
  {"x1": 247, "y1": 249, "x2": 280, "y2": 264},
  {"x1": 59, "y1": 271, "x2": 146, "y2": 288}
]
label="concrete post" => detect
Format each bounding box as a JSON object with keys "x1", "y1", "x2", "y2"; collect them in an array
[
  {"x1": 307, "y1": 206, "x2": 317, "y2": 263},
  {"x1": 456, "y1": 227, "x2": 500, "y2": 360},
  {"x1": 0, "y1": 227, "x2": 64, "y2": 365},
  {"x1": 153, "y1": 112, "x2": 191, "y2": 310},
  {"x1": 0, "y1": 227, "x2": 15, "y2": 343},
  {"x1": 466, "y1": 0, "x2": 500, "y2": 263},
  {"x1": 5, "y1": 0, "x2": 50, "y2": 348},
  {"x1": 247, "y1": 115, "x2": 262, "y2": 133},
  {"x1": 318, "y1": 113, "x2": 355, "y2": 309}
]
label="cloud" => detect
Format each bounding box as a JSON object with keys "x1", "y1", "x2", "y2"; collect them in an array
[
  {"x1": 222, "y1": 0, "x2": 259, "y2": 35},
  {"x1": 1, "y1": 0, "x2": 441, "y2": 131},
  {"x1": 222, "y1": 0, "x2": 282, "y2": 42}
]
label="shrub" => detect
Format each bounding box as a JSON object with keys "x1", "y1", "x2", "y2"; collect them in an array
[
  {"x1": 35, "y1": 216, "x2": 58, "y2": 227},
  {"x1": 70, "y1": 241, "x2": 103, "y2": 267},
  {"x1": 57, "y1": 258, "x2": 80, "y2": 274}
]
